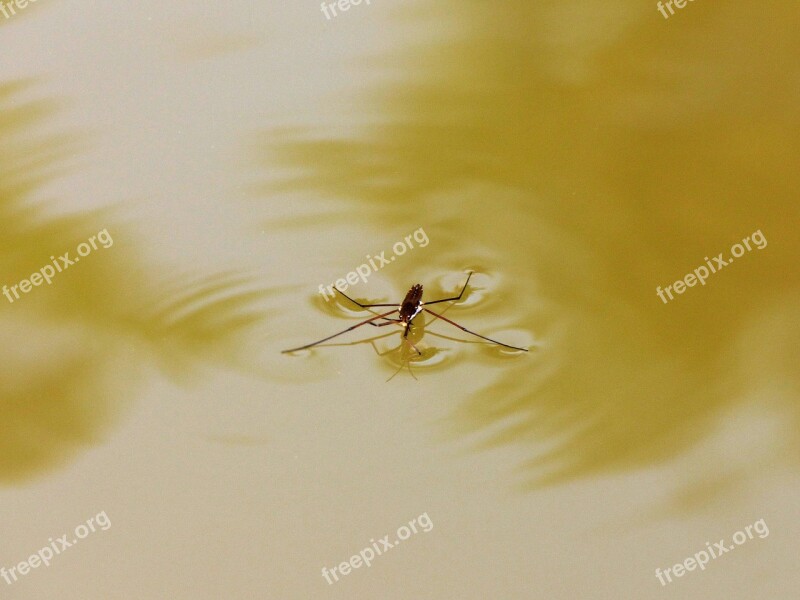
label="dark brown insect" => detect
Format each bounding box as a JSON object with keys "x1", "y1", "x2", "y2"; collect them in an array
[{"x1": 282, "y1": 272, "x2": 528, "y2": 354}]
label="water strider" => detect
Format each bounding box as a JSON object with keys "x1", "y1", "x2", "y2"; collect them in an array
[{"x1": 282, "y1": 271, "x2": 529, "y2": 354}]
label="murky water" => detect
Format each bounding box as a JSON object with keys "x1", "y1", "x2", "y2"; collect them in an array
[{"x1": 1, "y1": 1, "x2": 798, "y2": 598}]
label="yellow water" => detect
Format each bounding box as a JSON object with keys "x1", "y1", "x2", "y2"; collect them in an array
[{"x1": 1, "y1": 1, "x2": 798, "y2": 598}]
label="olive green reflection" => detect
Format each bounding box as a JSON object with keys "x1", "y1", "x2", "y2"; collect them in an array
[
  {"x1": 264, "y1": 3, "x2": 800, "y2": 495},
  {"x1": 0, "y1": 83, "x2": 271, "y2": 482}
]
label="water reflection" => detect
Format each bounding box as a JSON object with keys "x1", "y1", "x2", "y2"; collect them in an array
[
  {"x1": 308, "y1": 308, "x2": 458, "y2": 381},
  {"x1": 0, "y1": 83, "x2": 271, "y2": 482},
  {"x1": 263, "y1": 3, "x2": 800, "y2": 496}
]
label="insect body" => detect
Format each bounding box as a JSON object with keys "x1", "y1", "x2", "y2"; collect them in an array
[{"x1": 398, "y1": 284, "x2": 424, "y2": 337}]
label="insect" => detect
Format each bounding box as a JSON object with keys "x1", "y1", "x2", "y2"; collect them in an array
[{"x1": 281, "y1": 272, "x2": 528, "y2": 354}]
